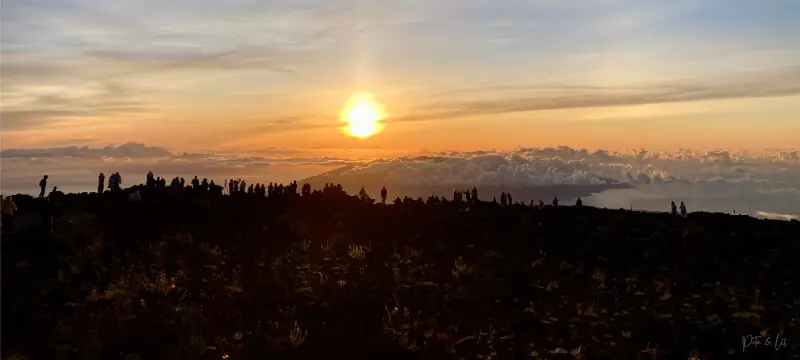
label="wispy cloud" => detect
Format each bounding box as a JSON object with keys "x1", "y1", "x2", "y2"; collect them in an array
[
  {"x1": 1, "y1": 81, "x2": 154, "y2": 130},
  {"x1": 389, "y1": 67, "x2": 800, "y2": 124},
  {"x1": 2, "y1": 0, "x2": 799, "y2": 149}
]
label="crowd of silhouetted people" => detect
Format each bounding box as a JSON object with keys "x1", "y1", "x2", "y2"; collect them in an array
[{"x1": 0, "y1": 171, "x2": 693, "y2": 235}]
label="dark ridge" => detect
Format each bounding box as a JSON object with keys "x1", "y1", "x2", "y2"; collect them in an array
[{"x1": 2, "y1": 184, "x2": 798, "y2": 360}]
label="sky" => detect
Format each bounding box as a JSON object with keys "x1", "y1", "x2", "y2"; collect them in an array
[
  {"x1": 2, "y1": 0, "x2": 800, "y2": 153},
  {"x1": 1, "y1": 0, "x2": 799, "y2": 218}
]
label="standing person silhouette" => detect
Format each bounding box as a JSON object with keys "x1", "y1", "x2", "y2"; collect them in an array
[
  {"x1": 98, "y1": 173, "x2": 106, "y2": 193},
  {"x1": 380, "y1": 186, "x2": 388, "y2": 204},
  {"x1": 2, "y1": 196, "x2": 18, "y2": 233},
  {"x1": 38, "y1": 175, "x2": 48, "y2": 198}
]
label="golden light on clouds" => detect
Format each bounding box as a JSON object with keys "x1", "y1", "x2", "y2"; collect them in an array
[{"x1": 340, "y1": 93, "x2": 385, "y2": 138}]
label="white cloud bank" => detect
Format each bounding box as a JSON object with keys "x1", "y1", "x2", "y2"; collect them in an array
[
  {"x1": 1, "y1": 143, "x2": 798, "y2": 219},
  {"x1": 341, "y1": 146, "x2": 799, "y2": 186}
]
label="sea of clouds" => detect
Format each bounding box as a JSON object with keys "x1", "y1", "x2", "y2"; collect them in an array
[{"x1": 1, "y1": 143, "x2": 798, "y2": 220}]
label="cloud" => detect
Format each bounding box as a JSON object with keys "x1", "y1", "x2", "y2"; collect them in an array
[
  {"x1": 1, "y1": 80, "x2": 155, "y2": 131},
  {"x1": 389, "y1": 67, "x2": 800, "y2": 124},
  {"x1": 0, "y1": 142, "x2": 174, "y2": 158},
  {"x1": 0, "y1": 1, "x2": 348, "y2": 137},
  {"x1": 0, "y1": 142, "x2": 359, "y2": 195},
  {"x1": 0, "y1": 110, "x2": 89, "y2": 130},
  {"x1": 305, "y1": 146, "x2": 799, "y2": 218},
  {"x1": 757, "y1": 188, "x2": 800, "y2": 195},
  {"x1": 756, "y1": 211, "x2": 798, "y2": 221},
  {"x1": 2, "y1": 143, "x2": 799, "y2": 218},
  {"x1": 334, "y1": 147, "x2": 799, "y2": 188}
]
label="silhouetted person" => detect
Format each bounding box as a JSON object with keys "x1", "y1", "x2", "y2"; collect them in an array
[
  {"x1": 48, "y1": 186, "x2": 65, "y2": 222},
  {"x1": 108, "y1": 172, "x2": 122, "y2": 191},
  {"x1": 552, "y1": 197, "x2": 559, "y2": 207},
  {"x1": 240, "y1": 180, "x2": 246, "y2": 193},
  {"x1": 358, "y1": 186, "x2": 370, "y2": 202},
  {"x1": 507, "y1": 192, "x2": 513, "y2": 205},
  {"x1": 500, "y1": 192, "x2": 507, "y2": 207},
  {"x1": 380, "y1": 186, "x2": 388, "y2": 204},
  {"x1": 210, "y1": 180, "x2": 222, "y2": 195},
  {"x1": 426, "y1": 195, "x2": 437, "y2": 205},
  {"x1": 191, "y1": 176, "x2": 200, "y2": 190},
  {"x1": 471, "y1": 187, "x2": 479, "y2": 203},
  {"x1": 680, "y1": 201, "x2": 687, "y2": 217},
  {"x1": 180, "y1": 177, "x2": 186, "y2": 188},
  {"x1": 465, "y1": 191, "x2": 472, "y2": 203},
  {"x1": 539, "y1": 200, "x2": 545, "y2": 208},
  {"x1": 576, "y1": 197, "x2": 583, "y2": 208},
  {"x1": 109, "y1": 173, "x2": 118, "y2": 191},
  {"x1": 147, "y1": 171, "x2": 155, "y2": 188},
  {"x1": 98, "y1": 173, "x2": 105, "y2": 193},
  {"x1": 2, "y1": 196, "x2": 18, "y2": 232},
  {"x1": 38, "y1": 175, "x2": 48, "y2": 198},
  {"x1": 671, "y1": 201, "x2": 678, "y2": 216},
  {"x1": 201, "y1": 178, "x2": 209, "y2": 192}
]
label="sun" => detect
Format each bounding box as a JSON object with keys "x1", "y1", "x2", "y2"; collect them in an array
[{"x1": 340, "y1": 93, "x2": 385, "y2": 138}]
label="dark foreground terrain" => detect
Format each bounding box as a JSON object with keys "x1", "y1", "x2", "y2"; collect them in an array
[{"x1": 2, "y1": 187, "x2": 799, "y2": 360}]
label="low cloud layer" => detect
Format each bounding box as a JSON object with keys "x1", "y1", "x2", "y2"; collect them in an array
[
  {"x1": 0, "y1": 143, "x2": 356, "y2": 195},
  {"x1": 2, "y1": 143, "x2": 798, "y2": 219},
  {"x1": 322, "y1": 147, "x2": 799, "y2": 219},
  {"x1": 0, "y1": 142, "x2": 173, "y2": 158},
  {"x1": 340, "y1": 147, "x2": 799, "y2": 187}
]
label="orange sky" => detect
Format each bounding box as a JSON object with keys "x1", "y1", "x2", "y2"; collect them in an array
[{"x1": 3, "y1": 0, "x2": 800, "y2": 156}]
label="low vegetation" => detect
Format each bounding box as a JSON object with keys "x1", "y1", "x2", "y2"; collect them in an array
[{"x1": 2, "y1": 189, "x2": 799, "y2": 359}]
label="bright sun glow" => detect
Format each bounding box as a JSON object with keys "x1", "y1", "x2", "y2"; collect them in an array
[{"x1": 340, "y1": 93, "x2": 385, "y2": 138}]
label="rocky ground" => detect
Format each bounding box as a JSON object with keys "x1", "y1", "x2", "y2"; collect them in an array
[{"x1": 2, "y1": 188, "x2": 799, "y2": 360}]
